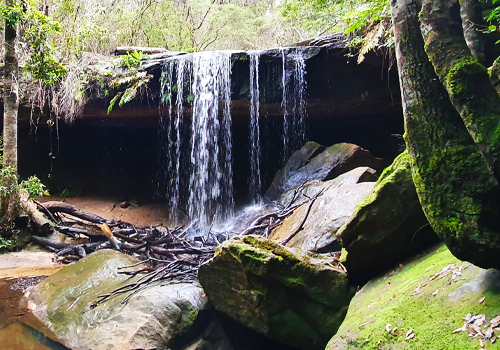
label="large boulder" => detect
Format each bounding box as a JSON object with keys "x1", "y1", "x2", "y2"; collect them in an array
[
  {"x1": 338, "y1": 151, "x2": 439, "y2": 284},
  {"x1": 265, "y1": 142, "x2": 383, "y2": 202},
  {"x1": 269, "y1": 167, "x2": 376, "y2": 253},
  {"x1": 328, "y1": 244, "x2": 500, "y2": 349},
  {"x1": 198, "y1": 235, "x2": 355, "y2": 350},
  {"x1": 27, "y1": 249, "x2": 209, "y2": 350}
]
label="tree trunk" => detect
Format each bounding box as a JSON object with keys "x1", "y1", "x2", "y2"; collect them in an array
[
  {"x1": 459, "y1": 0, "x2": 486, "y2": 64},
  {"x1": 1, "y1": 0, "x2": 20, "y2": 224},
  {"x1": 420, "y1": 0, "x2": 500, "y2": 179},
  {"x1": 390, "y1": 0, "x2": 500, "y2": 268}
]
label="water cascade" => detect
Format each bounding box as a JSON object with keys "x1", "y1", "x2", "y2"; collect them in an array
[
  {"x1": 188, "y1": 52, "x2": 234, "y2": 226},
  {"x1": 249, "y1": 51, "x2": 262, "y2": 204},
  {"x1": 158, "y1": 51, "x2": 233, "y2": 226},
  {"x1": 158, "y1": 48, "x2": 308, "y2": 225},
  {"x1": 281, "y1": 48, "x2": 307, "y2": 163}
]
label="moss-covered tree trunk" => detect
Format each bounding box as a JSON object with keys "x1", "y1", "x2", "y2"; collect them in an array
[
  {"x1": 390, "y1": 0, "x2": 500, "y2": 268},
  {"x1": 420, "y1": 0, "x2": 500, "y2": 179},
  {"x1": 1, "y1": 0, "x2": 21, "y2": 224}
]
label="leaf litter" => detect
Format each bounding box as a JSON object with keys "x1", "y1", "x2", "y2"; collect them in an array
[{"x1": 453, "y1": 313, "x2": 500, "y2": 346}]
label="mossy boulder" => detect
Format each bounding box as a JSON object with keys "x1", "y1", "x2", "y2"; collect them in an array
[
  {"x1": 198, "y1": 235, "x2": 355, "y2": 350},
  {"x1": 265, "y1": 142, "x2": 382, "y2": 202},
  {"x1": 28, "y1": 249, "x2": 209, "y2": 350},
  {"x1": 338, "y1": 151, "x2": 439, "y2": 284},
  {"x1": 328, "y1": 244, "x2": 500, "y2": 350}
]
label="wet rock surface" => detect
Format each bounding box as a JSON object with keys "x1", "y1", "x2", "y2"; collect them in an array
[
  {"x1": 28, "y1": 249, "x2": 209, "y2": 350},
  {"x1": 198, "y1": 235, "x2": 355, "y2": 350}
]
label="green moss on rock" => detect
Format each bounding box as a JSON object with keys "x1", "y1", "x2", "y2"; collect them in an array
[
  {"x1": 199, "y1": 235, "x2": 355, "y2": 350},
  {"x1": 328, "y1": 244, "x2": 500, "y2": 350}
]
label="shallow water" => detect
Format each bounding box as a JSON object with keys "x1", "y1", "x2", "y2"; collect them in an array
[{"x1": 0, "y1": 278, "x2": 68, "y2": 350}]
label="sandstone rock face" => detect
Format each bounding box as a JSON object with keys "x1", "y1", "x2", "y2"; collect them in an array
[
  {"x1": 337, "y1": 151, "x2": 439, "y2": 284},
  {"x1": 269, "y1": 167, "x2": 376, "y2": 253},
  {"x1": 265, "y1": 142, "x2": 382, "y2": 202},
  {"x1": 327, "y1": 244, "x2": 500, "y2": 349},
  {"x1": 28, "y1": 249, "x2": 209, "y2": 350},
  {"x1": 198, "y1": 235, "x2": 355, "y2": 350}
]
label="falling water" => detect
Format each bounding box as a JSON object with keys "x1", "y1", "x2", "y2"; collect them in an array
[
  {"x1": 188, "y1": 51, "x2": 234, "y2": 226},
  {"x1": 281, "y1": 48, "x2": 307, "y2": 164},
  {"x1": 170, "y1": 57, "x2": 189, "y2": 223},
  {"x1": 158, "y1": 52, "x2": 233, "y2": 226},
  {"x1": 249, "y1": 51, "x2": 261, "y2": 203},
  {"x1": 158, "y1": 48, "x2": 308, "y2": 225}
]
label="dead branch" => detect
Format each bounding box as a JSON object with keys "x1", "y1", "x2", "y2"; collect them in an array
[{"x1": 41, "y1": 201, "x2": 118, "y2": 225}]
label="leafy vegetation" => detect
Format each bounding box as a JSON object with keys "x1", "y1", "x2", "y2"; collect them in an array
[
  {"x1": 0, "y1": 0, "x2": 67, "y2": 86},
  {"x1": 118, "y1": 50, "x2": 149, "y2": 69}
]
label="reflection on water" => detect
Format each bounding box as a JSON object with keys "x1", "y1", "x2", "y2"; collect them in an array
[{"x1": 0, "y1": 278, "x2": 69, "y2": 350}]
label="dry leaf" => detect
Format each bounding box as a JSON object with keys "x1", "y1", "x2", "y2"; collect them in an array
[
  {"x1": 432, "y1": 289, "x2": 439, "y2": 296},
  {"x1": 479, "y1": 296, "x2": 486, "y2": 304},
  {"x1": 492, "y1": 337, "x2": 497, "y2": 344},
  {"x1": 406, "y1": 333, "x2": 415, "y2": 340},
  {"x1": 406, "y1": 329, "x2": 414, "y2": 338},
  {"x1": 425, "y1": 264, "x2": 436, "y2": 271},
  {"x1": 474, "y1": 314, "x2": 486, "y2": 327},
  {"x1": 453, "y1": 326, "x2": 465, "y2": 334},
  {"x1": 392, "y1": 327, "x2": 398, "y2": 334},
  {"x1": 490, "y1": 316, "x2": 500, "y2": 328},
  {"x1": 386, "y1": 323, "x2": 392, "y2": 333},
  {"x1": 412, "y1": 283, "x2": 427, "y2": 295},
  {"x1": 485, "y1": 327, "x2": 494, "y2": 339},
  {"x1": 464, "y1": 313, "x2": 473, "y2": 323},
  {"x1": 479, "y1": 338, "x2": 485, "y2": 348},
  {"x1": 467, "y1": 324, "x2": 484, "y2": 336}
]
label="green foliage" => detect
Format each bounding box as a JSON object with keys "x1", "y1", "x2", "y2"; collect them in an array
[
  {"x1": 0, "y1": 167, "x2": 18, "y2": 197},
  {"x1": 22, "y1": 6, "x2": 67, "y2": 86},
  {"x1": 0, "y1": 1, "x2": 67, "y2": 86},
  {"x1": 118, "y1": 50, "x2": 149, "y2": 69},
  {"x1": 107, "y1": 92, "x2": 123, "y2": 115},
  {"x1": 277, "y1": 0, "x2": 390, "y2": 51},
  {"x1": 0, "y1": 168, "x2": 47, "y2": 199},
  {"x1": 0, "y1": 236, "x2": 15, "y2": 250},
  {"x1": 20, "y1": 176, "x2": 48, "y2": 199},
  {"x1": 0, "y1": 3, "x2": 23, "y2": 26},
  {"x1": 107, "y1": 71, "x2": 152, "y2": 114},
  {"x1": 342, "y1": 0, "x2": 389, "y2": 35}
]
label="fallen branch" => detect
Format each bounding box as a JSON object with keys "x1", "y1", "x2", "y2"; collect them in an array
[{"x1": 40, "y1": 201, "x2": 118, "y2": 225}]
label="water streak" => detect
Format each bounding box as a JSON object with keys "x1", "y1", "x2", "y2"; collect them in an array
[
  {"x1": 281, "y1": 48, "x2": 307, "y2": 164},
  {"x1": 249, "y1": 51, "x2": 262, "y2": 203},
  {"x1": 188, "y1": 51, "x2": 234, "y2": 226}
]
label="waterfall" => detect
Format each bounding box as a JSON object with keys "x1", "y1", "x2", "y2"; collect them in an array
[
  {"x1": 158, "y1": 51, "x2": 234, "y2": 226},
  {"x1": 157, "y1": 48, "x2": 308, "y2": 225},
  {"x1": 281, "y1": 48, "x2": 307, "y2": 164},
  {"x1": 188, "y1": 51, "x2": 234, "y2": 226},
  {"x1": 249, "y1": 51, "x2": 261, "y2": 203}
]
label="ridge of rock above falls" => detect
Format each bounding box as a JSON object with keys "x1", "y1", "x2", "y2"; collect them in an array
[{"x1": 198, "y1": 235, "x2": 355, "y2": 350}]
